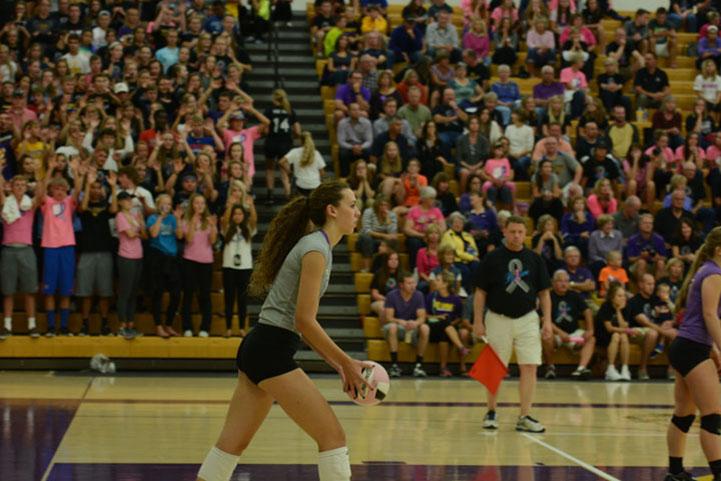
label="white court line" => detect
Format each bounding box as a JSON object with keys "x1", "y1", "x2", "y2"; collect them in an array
[{"x1": 522, "y1": 433, "x2": 623, "y2": 481}]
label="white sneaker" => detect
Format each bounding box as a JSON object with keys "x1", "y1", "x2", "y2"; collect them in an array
[
  {"x1": 483, "y1": 410, "x2": 499, "y2": 430},
  {"x1": 605, "y1": 365, "x2": 622, "y2": 381},
  {"x1": 620, "y1": 365, "x2": 631, "y2": 381},
  {"x1": 516, "y1": 415, "x2": 546, "y2": 433},
  {"x1": 183, "y1": 330, "x2": 193, "y2": 337},
  {"x1": 198, "y1": 330, "x2": 209, "y2": 338},
  {"x1": 413, "y1": 363, "x2": 427, "y2": 378}
]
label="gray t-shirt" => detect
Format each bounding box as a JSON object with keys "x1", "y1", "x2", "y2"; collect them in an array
[{"x1": 258, "y1": 230, "x2": 333, "y2": 334}]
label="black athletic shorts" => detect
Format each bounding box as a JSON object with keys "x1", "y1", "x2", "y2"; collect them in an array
[
  {"x1": 264, "y1": 140, "x2": 293, "y2": 161},
  {"x1": 236, "y1": 323, "x2": 302, "y2": 385},
  {"x1": 668, "y1": 336, "x2": 712, "y2": 377},
  {"x1": 428, "y1": 319, "x2": 451, "y2": 343}
]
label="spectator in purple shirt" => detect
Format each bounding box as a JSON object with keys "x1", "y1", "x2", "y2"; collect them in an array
[
  {"x1": 490, "y1": 65, "x2": 521, "y2": 126},
  {"x1": 334, "y1": 71, "x2": 372, "y2": 123},
  {"x1": 533, "y1": 66, "x2": 565, "y2": 118},
  {"x1": 562, "y1": 246, "x2": 596, "y2": 301},
  {"x1": 697, "y1": 25, "x2": 721, "y2": 70},
  {"x1": 625, "y1": 213, "x2": 668, "y2": 280}
]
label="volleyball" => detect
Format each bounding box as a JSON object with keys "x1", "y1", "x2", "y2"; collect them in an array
[{"x1": 351, "y1": 361, "x2": 390, "y2": 406}]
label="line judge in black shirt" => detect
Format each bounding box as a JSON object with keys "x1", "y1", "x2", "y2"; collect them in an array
[{"x1": 473, "y1": 216, "x2": 552, "y2": 433}]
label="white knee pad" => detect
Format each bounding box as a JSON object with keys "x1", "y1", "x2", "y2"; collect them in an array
[
  {"x1": 197, "y1": 446, "x2": 240, "y2": 481},
  {"x1": 318, "y1": 446, "x2": 351, "y2": 481}
]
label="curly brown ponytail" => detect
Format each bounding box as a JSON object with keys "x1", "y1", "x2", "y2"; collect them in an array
[{"x1": 249, "y1": 180, "x2": 349, "y2": 297}]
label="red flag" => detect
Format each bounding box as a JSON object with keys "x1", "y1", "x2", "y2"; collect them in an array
[{"x1": 469, "y1": 342, "x2": 508, "y2": 395}]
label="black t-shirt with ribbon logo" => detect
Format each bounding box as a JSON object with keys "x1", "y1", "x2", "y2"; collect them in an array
[
  {"x1": 550, "y1": 290, "x2": 586, "y2": 334},
  {"x1": 474, "y1": 246, "x2": 551, "y2": 318}
]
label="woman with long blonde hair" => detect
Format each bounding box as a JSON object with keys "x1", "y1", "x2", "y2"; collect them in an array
[
  {"x1": 280, "y1": 131, "x2": 326, "y2": 197},
  {"x1": 264, "y1": 88, "x2": 301, "y2": 204}
]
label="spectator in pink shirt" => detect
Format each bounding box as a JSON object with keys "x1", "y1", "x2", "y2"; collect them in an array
[
  {"x1": 481, "y1": 141, "x2": 515, "y2": 207},
  {"x1": 526, "y1": 17, "x2": 556, "y2": 77},
  {"x1": 490, "y1": 0, "x2": 519, "y2": 31},
  {"x1": 38, "y1": 158, "x2": 81, "y2": 337},
  {"x1": 706, "y1": 132, "x2": 721, "y2": 166},
  {"x1": 178, "y1": 193, "x2": 218, "y2": 338},
  {"x1": 560, "y1": 53, "x2": 589, "y2": 119},
  {"x1": 586, "y1": 178, "x2": 618, "y2": 218},
  {"x1": 7, "y1": 89, "x2": 37, "y2": 132},
  {"x1": 217, "y1": 100, "x2": 270, "y2": 183},
  {"x1": 462, "y1": 18, "x2": 491, "y2": 64},
  {"x1": 645, "y1": 130, "x2": 677, "y2": 196},
  {"x1": 675, "y1": 132, "x2": 706, "y2": 169},
  {"x1": 404, "y1": 186, "x2": 446, "y2": 270},
  {"x1": 0, "y1": 175, "x2": 39, "y2": 339},
  {"x1": 115, "y1": 191, "x2": 147, "y2": 340},
  {"x1": 416, "y1": 224, "x2": 441, "y2": 293}
]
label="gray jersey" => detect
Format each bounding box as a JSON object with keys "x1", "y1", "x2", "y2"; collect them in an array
[{"x1": 258, "y1": 230, "x2": 333, "y2": 334}]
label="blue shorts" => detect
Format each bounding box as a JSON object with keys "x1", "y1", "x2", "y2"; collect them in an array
[{"x1": 43, "y1": 246, "x2": 76, "y2": 296}]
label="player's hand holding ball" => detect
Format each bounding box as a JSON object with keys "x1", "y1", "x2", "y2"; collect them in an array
[{"x1": 343, "y1": 360, "x2": 390, "y2": 406}]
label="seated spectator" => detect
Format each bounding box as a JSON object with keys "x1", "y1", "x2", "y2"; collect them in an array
[
  {"x1": 491, "y1": 17, "x2": 519, "y2": 68},
  {"x1": 667, "y1": 0, "x2": 697, "y2": 32},
  {"x1": 456, "y1": 116, "x2": 491, "y2": 193},
  {"x1": 478, "y1": 104, "x2": 504, "y2": 145},
  {"x1": 323, "y1": 16, "x2": 349, "y2": 58},
  {"x1": 397, "y1": 70, "x2": 430, "y2": 107},
  {"x1": 697, "y1": 24, "x2": 721, "y2": 70},
  {"x1": 347, "y1": 159, "x2": 377, "y2": 212},
  {"x1": 358, "y1": 195, "x2": 398, "y2": 271},
  {"x1": 430, "y1": 50, "x2": 456, "y2": 94},
  {"x1": 595, "y1": 282, "x2": 632, "y2": 381},
  {"x1": 533, "y1": 65, "x2": 565, "y2": 113},
  {"x1": 560, "y1": 14, "x2": 598, "y2": 53},
  {"x1": 450, "y1": 63, "x2": 484, "y2": 111},
  {"x1": 417, "y1": 225, "x2": 442, "y2": 293},
  {"x1": 398, "y1": 87, "x2": 432, "y2": 141},
  {"x1": 634, "y1": 52, "x2": 670, "y2": 110},
  {"x1": 561, "y1": 195, "x2": 594, "y2": 257},
  {"x1": 462, "y1": 17, "x2": 490, "y2": 62},
  {"x1": 334, "y1": 71, "x2": 372, "y2": 124},
  {"x1": 529, "y1": 158, "x2": 564, "y2": 225},
  {"x1": 526, "y1": 17, "x2": 556, "y2": 77},
  {"x1": 533, "y1": 214, "x2": 565, "y2": 274},
  {"x1": 426, "y1": 271, "x2": 469, "y2": 377},
  {"x1": 397, "y1": 159, "x2": 429, "y2": 211},
  {"x1": 373, "y1": 98, "x2": 414, "y2": 141},
  {"x1": 561, "y1": 26, "x2": 596, "y2": 82},
  {"x1": 383, "y1": 272, "x2": 430, "y2": 378},
  {"x1": 404, "y1": 186, "x2": 446, "y2": 268},
  {"x1": 588, "y1": 214, "x2": 623, "y2": 275},
  {"x1": 441, "y1": 211, "x2": 480, "y2": 294},
  {"x1": 417, "y1": 121, "x2": 450, "y2": 180},
  {"x1": 311, "y1": 0, "x2": 335, "y2": 53},
  {"x1": 481, "y1": 140, "x2": 515, "y2": 207},
  {"x1": 651, "y1": 96, "x2": 683, "y2": 150},
  {"x1": 534, "y1": 133, "x2": 583, "y2": 200},
  {"x1": 693, "y1": 60, "x2": 721, "y2": 113},
  {"x1": 608, "y1": 106, "x2": 640, "y2": 160},
  {"x1": 675, "y1": 132, "x2": 706, "y2": 168},
  {"x1": 490, "y1": 0, "x2": 519, "y2": 31},
  {"x1": 625, "y1": 273, "x2": 664, "y2": 380},
  {"x1": 389, "y1": 17, "x2": 425, "y2": 65},
  {"x1": 655, "y1": 187, "x2": 694, "y2": 246},
  {"x1": 370, "y1": 73, "x2": 405, "y2": 123},
  {"x1": 685, "y1": 99, "x2": 717, "y2": 150},
  {"x1": 670, "y1": 218, "x2": 701, "y2": 269},
  {"x1": 326, "y1": 35, "x2": 356, "y2": 86},
  {"x1": 559, "y1": 52, "x2": 588, "y2": 119},
  {"x1": 542, "y1": 270, "x2": 596, "y2": 380},
  {"x1": 550, "y1": 0, "x2": 575, "y2": 33},
  {"x1": 433, "y1": 88, "x2": 468, "y2": 152},
  {"x1": 459, "y1": 174, "x2": 483, "y2": 214},
  {"x1": 467, "y1": 191, "x2": 499, "y2": 257},
  {"x1": 625, "y1": 8, "x2": 652, "y2": 55},
  {"x1": 376, "y1": 141, "x2": 405, "y2": 202},
  {"x1": 337, "y1": 102, "x2": 373, "y2": 177},
  {"x1": 648, "y1": 7, "x2": 677, "y2": 69},
  {"x1": 539, "y1": 98, "x2": 571, "y2": 138},
  {"x1": 372, "y1": 118, "x2": 417, "y2": 165},
  {"x1": 426, "y1": 11, "x2": 461, "y2": 63},
  {"x1": 463, "y1": 49, "x2": 492, "y2": 88},
  {"x1": 597, "y1": 58, "x2": 633, "y2": 115},
  {"x1": 598, "y1": 250, "x2": 629, "y2": 297},
  {"x1": 506, "y1": 110, "x2": 535, "y2": 180},
  {"x1": 371, "y1": 250, "x2": 402, "y2": 319},
  {"x1": 658, "y1": 257, "x2": 684, "y2": 304},
  {"x1": 651, "y1": 282, "x2": 677, "y2": 375},
  {"x1": 613, "y1": 195, "x2": 642, "y2": 239},
  {"x1": 587, "y1": 179, "x2": 618, "y2": 218},
  {"x1": 562, "y1": 245, "x2": 597, "y2": 301},
  {"x1": 621, "y1": 145, "x2": 654, "y2": 206},
  {"x1": 699, "y1": 10, "x2": 721, "y2": 37},
  {"x1": 646, "y1": 130, "x2": 678, "y2": 196},
  {"x1": 432, "y1": 172, "x2": 459, "y2": 217},
  {"x1": 580, "y1": 141, "x2": 622, "y2": 190},
  {"x1": 626, "y1": 213, "x2": 668, "y2": 279},
  {"x1": 605, "y1": 28, "x2": 642, "y2": 78},
  {"x1": 361, "y1": 6, "x2": 388, "y2": 35},
  {"x1": 280, "y1": 132, "x2": 326, "y2": 197}
]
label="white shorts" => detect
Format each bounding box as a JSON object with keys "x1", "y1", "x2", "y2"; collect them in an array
[
  {"x1": 485, "y1": 310, "x2": 542, "y2": 366},
  {"x1": 554, "y1": 328, "x2": 587, "y2": 350}
]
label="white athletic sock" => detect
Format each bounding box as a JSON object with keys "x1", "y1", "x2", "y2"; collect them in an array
[
  {"x1": 318, "y1": 446, "x2": 351, "y2": 481},
  {"x1": 27, "y1": 317, "x2": 36, "y2": 330},
  {"x1": 197, "y1": 446, "x2": 240, "y2": 481},
  {"x1": 3, "y1": 317, "x2": 11, "y2": 330}
]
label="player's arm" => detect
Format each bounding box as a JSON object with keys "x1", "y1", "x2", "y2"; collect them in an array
[
  {"x1": 473, "y1": 287, "x2": 486, "y2": 338},
  {"x1": 634, "y1": 312, "x2": 662, "y2": 333},
  {"x1": 295, "y1": 251, "x2": 369, "y2": 397},
  {"x1": 539, "y1": 288, "x2": 553, "y2": 339},
  {"x1": 702, "y1": 274, "x2": 721, "y2": 350}
]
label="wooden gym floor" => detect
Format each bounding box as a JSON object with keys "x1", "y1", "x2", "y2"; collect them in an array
[{"x1": 0, "y1": 371, "x2": 713, "y2": 481}]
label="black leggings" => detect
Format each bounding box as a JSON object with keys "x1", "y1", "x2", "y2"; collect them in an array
[
  {"x1": 149, "y1": 248, "x2": 181, "y2": 327},
  {"x1": 222, "y1": 268, "x2": 252, "y2": 330},
  {"x1": 182, "y1": 259, "x2": 213, "y2": 332}
]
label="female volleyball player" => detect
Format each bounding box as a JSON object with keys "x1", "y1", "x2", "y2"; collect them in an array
[
  {"x1": 665, "y1": 227, "x2": 721, "y2": 481},
  {"x1": 196, "y1": 181, "x2": 368, "y2": 481}
]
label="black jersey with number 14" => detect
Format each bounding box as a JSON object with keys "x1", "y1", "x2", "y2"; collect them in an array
[{"x1": 474, "y1": 246, "x2": 551, "y2": 318}]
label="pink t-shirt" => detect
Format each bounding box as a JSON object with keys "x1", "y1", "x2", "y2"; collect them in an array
[
  {"x1": 222, "y1": 125, "x2": 262, "y2": 179},
  {"x1": 3, "y1": 208, "x2": 34, "y2": 245},
  {"x1": 560, "y1": 68, "x2": 588, "y2": 90},
  {"x1": 586, "y1": 194, "x2": 618, "y2": 218},
  {"x1": 491, "y1": 7, "x2": 518, "y2": 25},
  {"x1": 675, "y1": 145, "x2": 706, "y2": 164},
  {"x1": 416, "y1": 247, "x2": 440, "y2": 278},
  {"x1": 116, "y1": 212, "x2": 143, "y2": 259},
  {"x1": 707, "y1": 145, "x2": 721, "y2": 166},
  {"x1": 644, "y1": 145, "x2": 676, "y2": 166},
  {"x1": 182, "y1": 221, "x2": 214, "y2": 264},
  {"x1": 484, "y1": 157, "x2": 512, "y2": 181},
  {"x1": 407, "y1": 206, "x2": 444, "y2": 233},
  {"x1": 41, "y1": 196, "x2": 76, "y2": 248}
]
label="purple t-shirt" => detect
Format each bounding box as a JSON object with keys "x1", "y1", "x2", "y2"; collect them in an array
[
  {"x1": 533, "y1": 81, "x2": 565, "y2": 101},
  {"x1": 384, "y1": 289, "x2": 425, "y2": 320},
  {"x1": 565, "y1": 265, "x2": 594, "y2": 300},
  {"x1": 625, "y1": 233, "x2": 667, "y2": 260},
  {"x1": 679, "y1": 261, "x2": 721, "y2": 346},
  {"x1": 335, "y1": 84, "x2": 371, "y2": 107}
]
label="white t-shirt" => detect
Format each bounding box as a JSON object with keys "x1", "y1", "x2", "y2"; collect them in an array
[
  {"x1": 286, "y1": 147, "x2": 326, "y2": 190},
  {"x1": 119, "y1": 186, "x2": 155, "y2": 217},
  {"x1": 694, "y1": 74, "x2": 721, "y2": 103},
  {"x1": 222, "y1": 229, "x2": 256, "y2": 270},
  {"x1": 62, "y1": 52, "x2": 91, "y2": 75}
]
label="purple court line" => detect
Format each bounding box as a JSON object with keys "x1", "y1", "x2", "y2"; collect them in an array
[{"x1": 0, "y1": 397, "x2": 676, "y2": 409}]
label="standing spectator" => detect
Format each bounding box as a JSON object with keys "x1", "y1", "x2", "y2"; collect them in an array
[
  {"x1": 426, "y1": 271, "x2": 469, "y2": 377},
  {"x1": 596, "y1": 282, "x2": 632, "y2": 381},
  {"x1": 115, "y1": 191, "x2": 147, "y2": 340},
  {"x1": 178, "y1": 194, "x2": 218, "y2": 338},
  {"x1": 384, "y1": 272, "x2": 430, "y2": 378},
  {"x1": 76, "y1": 169, "x2": 117, "y2": 337},
  {"x1": 147, "y1": 194, "x2": 182, "y2": 338},
  {"x1": 542, "y1": 270, "x2": 596, "y2": 380},
  {"x1": 280, "y1": 132, "x2": 326, "y2": 197},
  {"x1": 474, "y1": 216, "x2": 553, "y2": 432},
  {"x1": 263, "y1": 89, "x2": 300, "y2": 205},
  {"x1": 221, "y1": 200, "x2": 256, "y2": 338},
  {"x1": 217, "y1": 101, "x2": 271, "y2": 185},
  {"x1": 39, "y1": 164, "x2": 80, "y2": 336},
  {"x1": 0, "y1": 176, "x2": 39, "y2": 339},
  {"x1": 634, "y1": 52, "x2": 670, "y2": 110}
]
